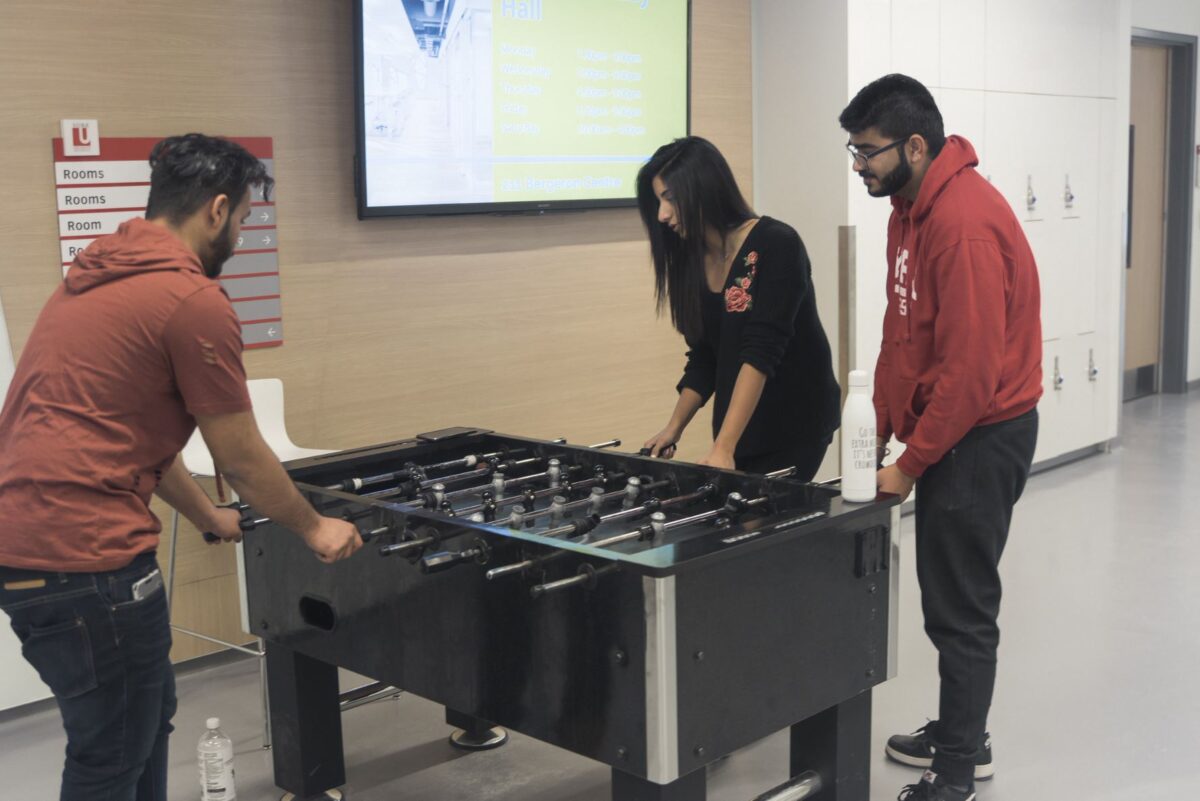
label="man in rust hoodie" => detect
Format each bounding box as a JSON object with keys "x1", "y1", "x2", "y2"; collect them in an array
[
  {"x1": 0, "y1": 134, "x2": 361, "y2": 800},
  {"x1": 840, "y1": 76, "x2": 1042, "y2": 801}
]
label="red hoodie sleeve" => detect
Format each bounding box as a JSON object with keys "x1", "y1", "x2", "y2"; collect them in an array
[
  {"x1": 896, "y1": 238, "x2": 1006, "y2": 477},
  {"x1": 873, "y1": 333, "x2": 893, "y2": 443}
]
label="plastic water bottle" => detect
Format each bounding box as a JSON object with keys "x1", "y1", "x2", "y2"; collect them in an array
[
  {"x1": 840, "y1": 370, "x2": 877, "y2": 503},
  {"x1": 198, "y1": 717, "x2": 236, "y2": 800}
]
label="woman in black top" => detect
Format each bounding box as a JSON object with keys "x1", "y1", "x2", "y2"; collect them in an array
[{"x1": 636, "y1": 137, "x2": 840, "y2": 478}]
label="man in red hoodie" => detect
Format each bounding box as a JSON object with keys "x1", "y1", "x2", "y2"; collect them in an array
[
  {"x1": 0, "y1": 134, "x2": 361, "y2": 800},
  {"x1": 839, "y1": 76, "x2": 1042, "y2": 801}
]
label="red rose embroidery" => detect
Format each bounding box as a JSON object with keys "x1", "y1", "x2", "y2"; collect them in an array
[
  {"x1": 746, "y1": 251, "x2": 758, "y2": 266},
  {"x1": 725, "y1": 284, "x2": 752, "y2": 312}
]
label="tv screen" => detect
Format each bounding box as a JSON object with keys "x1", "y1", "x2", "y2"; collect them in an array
[{"x1": 354, "y1": 0, "x2": 690, "y2": 217}]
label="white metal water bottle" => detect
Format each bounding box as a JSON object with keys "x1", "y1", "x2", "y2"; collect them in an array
[
  {"x1": 197, "y1": 717, "x2": 237, "y2": 800},
  {"x1": 840, "y1": 370, "x2": 877, "y2": 503}
]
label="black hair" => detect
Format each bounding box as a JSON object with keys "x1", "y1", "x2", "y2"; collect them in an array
[
  {"x1": 839, "y1": 74, "x2": 945, "y2": 157},
  {"x1": 145, "y1": 134, "x2": 274, "y2": 224},
  {"x1": 635, "y1": 136, "x2": 755, "y2": 342}
]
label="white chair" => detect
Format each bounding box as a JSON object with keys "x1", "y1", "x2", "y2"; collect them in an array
[
  {"x1": 166, "y1": 378, "x2": 334, "y2": 749},
  {"x1": 0, "y1": 290, "x2": 14, "y2": 407}
]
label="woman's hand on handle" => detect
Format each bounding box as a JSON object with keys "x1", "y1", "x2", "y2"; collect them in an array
[{"x1": 642, "y1": 428, "x2": 680, "y2": 459}]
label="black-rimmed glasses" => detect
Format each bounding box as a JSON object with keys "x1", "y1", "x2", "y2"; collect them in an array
[{"x1": 846, "y1": 137, "x2": 909, "y2": 167}]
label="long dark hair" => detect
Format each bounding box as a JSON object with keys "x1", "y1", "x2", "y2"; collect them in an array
[{"x1": 636, "y1": 136, "x2": 755, "y2": 341}]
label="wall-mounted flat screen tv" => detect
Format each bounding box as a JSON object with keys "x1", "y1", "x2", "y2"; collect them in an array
[{"x1": 355, "y1": 0, "x2": 690, "y2": 217}]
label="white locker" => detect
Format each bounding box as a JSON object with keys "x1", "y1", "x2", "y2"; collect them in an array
[
  {"x1": 891, "y1": 0, "x2": 941, "y2": 88},
  {"x1": 939, "y1": 0, "x2": 986, "y2": 90},
  {"x1": 984, "y1": 0, "x2": 1111, "y2": 97},
  {"x1": 1054, "y1": 96, "x2": 1101, "y2": 337},
  {"x1": 848, "y1": 0, "x2": 894, "y2": 92},
  {"x1": 1034, "y1": 340, "x2": 1068, "y2": 463},
  {"x1": 983, "y1": 92, "x2": 1071, "y2": 341},
  {"x1": 935, "y1": 88, "x2": 986, "y2": 153},
  {"x1": 1056, "y1": 333, "x2": 1103, "y2": 455}
]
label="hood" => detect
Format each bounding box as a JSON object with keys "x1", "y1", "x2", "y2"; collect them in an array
[
  {"x1": 891, "y1": 135, "x2": 979, "y2": 222},
  {"x1": 65, "y1": 217, "x2": 204, "y2": 293}
]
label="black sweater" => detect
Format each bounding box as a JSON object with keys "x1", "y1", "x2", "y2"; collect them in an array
[{"x1": 676, "y1": 217, "x2": 841, "y2": 461}]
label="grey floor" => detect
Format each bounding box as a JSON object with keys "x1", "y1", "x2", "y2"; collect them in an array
[{"x1": 3, "y1": 393, "x2": 1198, "y2": 800}]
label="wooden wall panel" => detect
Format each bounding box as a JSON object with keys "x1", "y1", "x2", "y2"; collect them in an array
[{"x1": 0, "y1": 0, "x2": 752, "y2": 663}]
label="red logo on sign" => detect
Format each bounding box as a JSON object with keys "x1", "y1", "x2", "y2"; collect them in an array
[{"x1": 71, "y1": 123, "x2": 94, "y2": 148}]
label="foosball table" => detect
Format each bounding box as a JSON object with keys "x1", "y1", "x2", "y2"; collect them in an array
[{"x1": 242, "y1": 428, "x2": 900, "y2": 801}]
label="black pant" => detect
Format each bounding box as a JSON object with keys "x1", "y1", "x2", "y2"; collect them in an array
[
  {"x1": 738, "y1": 435, "x2": 832, "y2": 480},
  {"x1": 915, "y1": 409, "x2": 1037, "y2": 786}
]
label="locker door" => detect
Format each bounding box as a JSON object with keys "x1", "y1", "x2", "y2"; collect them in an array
[
  {"x1": 939, "y1": 0, "x2": 985, "y2": 91},
  {"x1": 1034, "y1": 341, "x2": 1066, "y2": 463},
  {"x1": 1055, "y1": 96, "x2": 1101, "y2": 337},
  {"x1": 984, "y1": 0, "x2": 1111, "y2": 97},
  {"x1": 891, "y1": 0, "x2": 941, "y2": 88}
]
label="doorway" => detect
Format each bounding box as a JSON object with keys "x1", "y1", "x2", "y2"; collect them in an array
[{"x1": 1125, "y1": 30, "x2": 1196, "y2": 400}]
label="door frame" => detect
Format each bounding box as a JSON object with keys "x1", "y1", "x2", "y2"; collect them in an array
[{"x1": 1129, "y1": 29, "x2": 1196, "y2": 396}]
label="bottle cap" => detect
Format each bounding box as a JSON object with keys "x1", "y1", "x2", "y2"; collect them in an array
[
  {"x1": 207, "y1": 717, "x2": 220, "y2": 730},
  {"x1": 849, "y1": 370, "x2": 869, "y2": 387}
]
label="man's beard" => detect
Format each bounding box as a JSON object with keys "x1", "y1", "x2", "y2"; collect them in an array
[
  {"x1": 863, "y1": 150, "x2": 913, "y2": 198},
  {"x1": 201, "y1": 216, "x2": 236, "y2": 279}
]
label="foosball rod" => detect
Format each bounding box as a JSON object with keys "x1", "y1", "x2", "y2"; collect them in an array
[
  {"x1": 372, "y1": 461, "x2": 579, "y2": 511},
  {"x1": 323, "y1": 446, "x2": 531, "y2": 493},
  {"x1": 764, "y1": 465, "x2": 842, "y2": 488},
  {"x1": 485, "y1": 485, "x2": 721, "y2": 579},
  {"x1": 328, "y1": 438, "x2": 618, "y2": 499},
  {"x1": 453, "y1": 469, "x2": 625, "y2": 519},
  {"x1": 516, "y1": 477, "x2": 670, "y2": 527},
  {"x1": 535, "y1": 480, "x2": 711, "y2": 538},
  {"x1": 524, "y1": 494, "x2": 770, "y2": 594},
  {"x1": 439, "y1": 457, "x2": 575, "y2": 501},
  {"x1": 360, "y1": 455, "x2": 545, "y2": 502},
  {"x1": 380, "y1": 442, "x2": 616, "y2": 506},
  {"x1": 203, "y1": 517, "x2": 389, "y2": 544},
  {"x1": 398, "y1": 462, "x2": 588, "y2": 514},
  {"x1": 484, "y1": 477, "x2": 668, "y2": 537}
]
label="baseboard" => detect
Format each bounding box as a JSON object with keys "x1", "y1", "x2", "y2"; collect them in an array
[
  {"x1": 1188, "y1": 378, "x2": 1200, "y2": 392},
  {"x1": 1031, "y1": 442, "x2": 1109, "y2": 475}
]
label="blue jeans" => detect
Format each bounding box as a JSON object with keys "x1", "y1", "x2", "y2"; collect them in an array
[{"x1": 0, "y1": 551, "x2": 176, "y2": 801}]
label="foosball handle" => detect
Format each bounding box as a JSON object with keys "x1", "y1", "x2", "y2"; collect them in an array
[
  {"x1": 201, "y1": 514, "x2": 264, "y2": 543},
  {"x1": 529, "y1": 562, "x2": 618, "y2": 598},
  {"x1": 204, "y1": 521, "x2": 386, "y2": 545},
  {"x1": 419, "y1": 538, "x2": 490, "y2": 574}
]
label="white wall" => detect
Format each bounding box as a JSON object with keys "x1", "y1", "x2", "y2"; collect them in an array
[
  {"x1": 751, "y1": 0, "x2": 848, "y2": 338},
  {"x1": 1129, "y1": 0, "x2": 1200, "y2": 385},
  {"x1": 751, "y1": 0, "x2": 848, "y2": 478}
]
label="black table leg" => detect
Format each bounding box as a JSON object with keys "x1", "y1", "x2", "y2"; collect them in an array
[
  {"x1": 611, "y1": 767, "x2": 706, "y2": 801},
  {"x1": 789, "y1": 690, "x2": 872, "y2": 801},
  {"x1": 266, "y1": 643, "x2": 345, "y2": 798}
]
